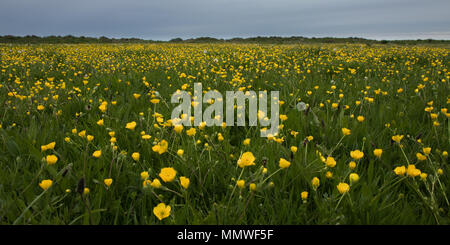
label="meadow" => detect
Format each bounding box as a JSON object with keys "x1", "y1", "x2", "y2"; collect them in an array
[{"x1": 0, "y1": 43, "x2": 449, "y2": 224}]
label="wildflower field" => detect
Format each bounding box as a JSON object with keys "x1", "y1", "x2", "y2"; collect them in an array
[{"x1": 0, "y1": 43, "x2": 449, "y2": 225}]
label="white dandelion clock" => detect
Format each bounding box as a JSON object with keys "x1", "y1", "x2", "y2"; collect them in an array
[{"x1": 296, "y1": 102, "x2": 307, "y2": 111}]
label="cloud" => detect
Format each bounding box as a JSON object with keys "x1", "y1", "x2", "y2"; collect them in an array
[{"x1": 0, "y1": 0, "x2": 449, "y2": 40}]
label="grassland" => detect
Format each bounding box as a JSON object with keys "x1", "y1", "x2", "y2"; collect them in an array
[{"x1": 0, "y1": 43, "x2": 449, "y2": 224}]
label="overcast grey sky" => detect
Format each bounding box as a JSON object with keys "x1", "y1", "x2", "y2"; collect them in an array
[{"x1": 1, "y1": 0, "x2": 449, "y2": 40}]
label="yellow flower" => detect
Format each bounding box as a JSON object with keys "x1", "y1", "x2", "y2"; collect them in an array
[
  {"x1": 83, "y1": 187, "x2": 90, "y2": 195},
  {"x1": 131, "y1": 152, "x2": 140, "y2": 161},
  {"x1": 179, "y1": 176, "x2": 190, "y2": 189},
  {"x1": 341, "y1": 128, "x2": 351, "y2": 136},
  {"x1": 373, "y1": 149, "x2": 383, "y2": 158},
  {"x1": 217, "y1": 133, "x2": 224, "y2": 141},
  {"x1": 159, "y1": 167, "x2": 177, "y2": 182},
  {"x1": 357, "y1": 116, "x2": 365, "y2": 122},
  {"x1": 350, "y1": 150, "x2": 364, "y2": 160},
  {"x1": 78, "y1": 130, "x2": 86, "y2": 138},
  {"x1": 142, "y1": 134, "x2": 151, "y2": 140},
  {"x1": 249, "y1": 183, "x2": 257, "y2": 191},
  {"x1": 98, "y1": 102, "x2": 107, "y2": 112},
  {"x1": 437, "y1": 169, "x2": 444, "y2": 175},
  {"x1": 236, "y1": 180, "x2": 245, "y2": 189},
  {"x1": 97, "y1": 119, "x2": 104, "y2": 126},
  {"x1": 92, "y1": 150, "x2": 102, "y2": 158},
  {"x1": 243, "y1": 138, "x2": 250, "y2": 146},
  {"x1": 337, "y1": 183, "x2": 350, "y2": 194},
  {"x1": 177, "y1": 149, "x2": 184, "y2": 156},
  {"x1": 422, "y1": 147, "x2": 431, "y2": 155},
  {"x1": 153, "y1": 203, "x2": 171, "y2": 221},
  {"x1": 186, "y1": 128, "x2": 197, "y2": 136},
  {"x1": 279, "y1": 114, "x2": 288, "y2": 121},
  {"x1": 301, "y1": 191, "x2": 308, "y2": 200},
  {"x1": 326, "y1": 156, "x2": 336, "y2": 168},
  {"x1": 104, "y1": 178, "x2": 113, "y2": 187},
  {"x1": 279, "y1": 158, "x2": 291, "y2": 169},
  {"x1": 125, "y1": 121, "x2": 137, "y2": 130},
  {"x1": 349, "y1": 173, "x2": 359, "y2": 183},
  {"x1": 173, "y1": 124, "x2": 183, "y2": 134},
  {"x1": 420, "y1": 173, "x2": 428, "y2": 180},
  {"x1": 307, "y1": 136, "x2": 314, "y2": 141},
  {"x1": 311, "y1": 177, "x2": 320, "y2": 189},
  {"x1": 133, "y1": 93, "x2": 141, "y2": 99},
  {"x1": 392, "y1": 135, "x2": 404, "y2": 143},
  {"x1": 87, "y1": 135, "x2": 94, "y2": 142},
  {"x1": 37, "y1": 105, "x2": 45, "y2": 111},
  {"x1": 290, "y1": 146, "x2": 298, "y2": 153},
  {"x1": 349, "y1": 161, "x2": 356, "y2": 170},
  {"x1": 150, "y1": 99, "x2": 160, "y2": 104},
  {"x1": 406, "y1": 165, "x2": 421, "y2": 177},
  {"x1": 42, "y1": 142, "x2": 56, "y2": 151},
  {"x1": 394, "y1": 166, "x2": 406, "y2": 176},
  {"x1": 237, "y1": 152, "x2": 256, "y2": 168},
  {"x1": 152, "y1": 140, "x2": 168, "y2": 155},
  {"x1": 416, "y1": 153, "x2": 427, "y2": 161},
  {"x1": 39, "y1": 179, "x2": 53, "y2": 190},
  {"x1": 150, "y1": 179, "x2": 162, "y2": 188},
  {"x1": 326, "y1": 171, "x2": 333, "y2": 179},
  {"x1": 46, "y1": 155, "x2": 58, "y2": 165}
]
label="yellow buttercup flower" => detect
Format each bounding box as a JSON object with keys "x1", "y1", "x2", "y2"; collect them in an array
[
  {"x1": 186, "y1": 128, "x2": 196, "y2": 136},
  {"x1": 301, "y1": 191, "x2": 308, "y2": 200},
  {"x1": 131, "y1": 152, "x2": 140, "y2": 161},
  {"x1": 86, "y1": 135, "x2": 94, "y2": 142},
  {"x1": 104, "y1": 178, "x2": 113, "y2": 187},
  {"x1": 422, "y1": 147, "x2": 431, "y2": 155},
  {"x1": 349, "y1": 173, "x2": 359, "y2": 183},
  {"x1": 394, "y1": 166, "x2": 406, "y2": 176},
  {"x1": 311, "y1": 177, "x2": 320, "y2": 189},
  {"x1": 125, "y1": 121, "x2": 137, "y2": 130},
  {"x1": 173, "y1": 124, "x2": 183, "y2": 134},
  {"x1": 92, "y1": 150, "x2": 102, "y2": 158},
  {"x1": 237, "y1": 152, "x2": 256, "y2": 168},
  {"x1": 153, "y1": 203, "x2": 171, "y2": 221},
  {"x1": 249, "y1": 183, "x2": 257, "y2": 191},
  {"x1": 177, "y1": 149, "x2": 184, "y2": 156},
  {"x1": 46, "y1": 155, "x2": 58, "y2": 165},
  {"x1": 416, "y1": 153, "x2": 427, "y2": 161},
  {"x1": 337, "y1": 183, "x2": 350, "y2": 194},
  {"x1": 39, "y1": 179, "x2": 53, "y2": 190},
  {"x1": 350, "y1": 150, "x2": 364, "y2": 160},
  {"x1": 341, "y1": 128, "x2": 351, "y2": 136},
  {"x1": 243, "y1": 138, "x2": 250, "y2": 146},
  {"x1": 349, "y1": 161, "x2": 356, "y2": 170},
  {"x1": 152, "y1": 140, "x2": 168, "y2": 154},
  {"x1": 392, "y1": 135, "x2": 404, "y2": 143},
  {"x1": 406, "y1": 165, "x2": 421, "y2": 177},
  {"x1": 179, "y1": 176, "x2": 190, "y2": 189},
  {"x1": 279, "y1": 158, "x2": 291, "y2": 169},
  {"x1": 159, "y1": 167, "x2": 177, "y2": 182},
  {"x1": 151, "y1": 178, "x2": 162, "y2": 188},
  {"x1": 290, "y1": 146, "x2": 298, "y2": 153},
  {"x1": 97, "y1": 119, "x2": 104, "y2": 126},
  {"x1": 326, "y1": 156, "x2": 336, "y2": 168},
  {"x1": 236, "y1": 179, "x2": 245, "y2": 189},
  {"x1": 373, "y1": 149, "x2": 383, "y2": 158}
]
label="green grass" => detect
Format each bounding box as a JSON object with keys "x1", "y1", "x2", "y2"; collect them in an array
[{"x1": 0, "y1": 43, "x2": 449, "y2": 224}]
